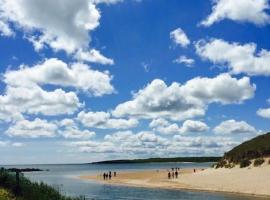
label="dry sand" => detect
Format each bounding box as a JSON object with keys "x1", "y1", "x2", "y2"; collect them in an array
[{"x1": 80, "y1": 162, "x2": 270, "y2": 197}]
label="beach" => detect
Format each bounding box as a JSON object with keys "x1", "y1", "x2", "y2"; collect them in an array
[{"x1": 80, "y1": 163, "x2": 270, "y2": 197}]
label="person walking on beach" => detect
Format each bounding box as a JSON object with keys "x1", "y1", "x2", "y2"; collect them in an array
[
  {"x1": 114, "y1": 171, "x2": 116, "y2": 177},
  {"x1": 109, "y1": 171, "x2": 112, "y2": 180},
  {"x1": 168, "y1": 172, "x2": 171, "y2": 179},
  {"x1": 103, "y1": 173, "x2": 106, "y2": 180},
  {"x1": 175, "y1": 171, "x2": 178, "y2": 179},
  {"x1": 172, "y1": 171, "x2": 174, "y2": 179}
]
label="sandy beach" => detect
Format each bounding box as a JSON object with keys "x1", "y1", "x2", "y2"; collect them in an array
[{"x1": 80, "y1": 162, "x2": 270, "y2": 197}]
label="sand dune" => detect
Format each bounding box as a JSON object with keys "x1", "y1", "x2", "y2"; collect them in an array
[{"x1": 80, "y1": 164, "x2": 270, "y2": 197}]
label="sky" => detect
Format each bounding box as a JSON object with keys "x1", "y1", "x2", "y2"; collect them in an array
[{"x1": 0, "y1": 0, "x2": 270, "y2": 164}]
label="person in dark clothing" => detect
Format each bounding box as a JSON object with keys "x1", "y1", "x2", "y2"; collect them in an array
[
  {"x1": 114, "y1": 171, "x2": 117, "y2": 177},
  {"x1": 168, "y1": 172, "x2": 171, "y2": 179},
  {"x1": 109, "y1": 171, "x2": 112, "y2": 180},
  {"x1": 172, "y1": 171, "x2": 174, "y2": 178},
  {"x1": 175, "y1": 171, "x2": 178, "y2": 178},
  {"x1": 103, "y1": 173, "x2": 106, "y2": 180}
]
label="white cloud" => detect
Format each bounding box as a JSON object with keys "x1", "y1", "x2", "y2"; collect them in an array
[
  {"x1": 4, "y1": 58, "x2": 115, "y2": 96},
  {"x1": 201, "y1": 0, "x2": 270, "y2": 26},
  {"x1": 180, "y1": 120, "x2": 209, "y2": 133},
  {"x1": 150, "y1": 119, "x2": 209, "y2": 135},
  {"x1": 0, "y1": 106, "x2": 23, "y2": 122},
  {"x1": 90, "y1": 0, "x2": 123, "y2": 4},
  {"x1": 149, "y1": 118, "x2": 170, "y2": 128},
  {"x1": 0, "y1": 0, "x2": 115, "y2": 64},
  {"x1": 113, "y1": 74, "x2": 255, "y2": 120},
  {"x1": 196, "y1": 39, "x2": 270, "y2": 76},
  {"x1": 69, "y1": 130, "x2": 239, "y2": 157},
  {"x1": 58, "y1": 118, "x2": 96, "y2": 139},
  {"x1": 0, "y1": 20, "x2": 14, "y2": 36},
  {"x1": 12, "y1": 142, "x2": 25, "y2": 147},
  {"x1": 60, "y1": 127, "x2": 95, "y2": 139},
  {"x1": 75, "y1": 49, "x2": 114, "y2": 65},
  {"x1": 0, "y1": 0, "x2": 99, "y2": 53},
  {"x1": 170, "y1": 28, "x2": 190, "y2": 47},
  {"x1": 0, "y1": 86, "x2": 81, "y2": 117},
  {"x1": 213, "y1": 119, "x2": 257, "y2": 134},
  {"x1": 5, "y1": 118, "x2": 58, "y2": 138},
  {"x1": 257, "y1": 108, "x2": 270, "y2": 119},
  {"x1": 173, "y1": 55, "x2": 195, "y2": 67},
  {"x1": 71, "y1": 130, "x2": 169, "y2": 154},
  {"x1": 77, "y1": 111, "x2": 138, "y2": 129},
  {"x1": 171, "y1": 135, "x2": 239, "y2": 155}
]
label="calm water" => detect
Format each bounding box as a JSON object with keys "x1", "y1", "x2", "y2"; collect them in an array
[{"x1": 1, "y1": 163, "x2": 267, "y2": 200}]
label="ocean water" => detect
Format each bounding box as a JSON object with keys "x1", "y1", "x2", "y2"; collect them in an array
[{"x1": 1, "y1": 163, "x2": 267, "y2": 200}]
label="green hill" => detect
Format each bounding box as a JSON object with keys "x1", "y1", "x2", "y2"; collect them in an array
[{"x1": 215, "y1": 132, "x2": 270, "y2": 168}]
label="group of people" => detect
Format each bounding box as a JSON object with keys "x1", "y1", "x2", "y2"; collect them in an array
[
  {"x1": 168, "y1": 167, "x2": 180, "y2": 179},
  {"x1": 103, "y1": 171, "x2": 117, "y2": 180}
]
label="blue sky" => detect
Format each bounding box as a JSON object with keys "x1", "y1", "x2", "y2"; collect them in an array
[{"x1": 0, "y1": 0, "x2": 270, "y2": 164}]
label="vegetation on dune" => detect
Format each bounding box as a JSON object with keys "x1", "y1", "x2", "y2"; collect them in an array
[
  {"x1": 0, "y1": 188, "x2": 15, "y2": 200},
  {"x1": 224, "y1": 132, "x2": 270, "y2": 163},
  {"x1": 92, "y1": 157, "x2": 221, "y2": 164},
  {"x1": 214, "y1": 132, "x2": 270, "y2": 168},
  {"x1": 239, "y1": 159, "x2": 251, "y2": 168},
  {"x1": 0, "y1": 168, "x2": 84, "y2": 200},
  {"x1": 254, "y1": 158, "x2": 265, "y2": 167}
]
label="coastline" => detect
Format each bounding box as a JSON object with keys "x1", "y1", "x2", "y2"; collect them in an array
[{"x1": 80, "y1": 165, "x2": 270, "y2": 198}]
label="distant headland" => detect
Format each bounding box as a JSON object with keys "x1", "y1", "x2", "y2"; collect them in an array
[{"x1": 91, "y1": 157, "x2": 221, "y2": 164}]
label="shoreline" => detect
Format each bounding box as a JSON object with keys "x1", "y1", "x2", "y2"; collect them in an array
[{"x1": 80, "y1": 166, "x2": 270, "y2": 198}]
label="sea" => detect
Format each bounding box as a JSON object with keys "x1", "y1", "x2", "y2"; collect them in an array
[{"x1": 1, "y1": 162, "x2": 267, "y2": 200}]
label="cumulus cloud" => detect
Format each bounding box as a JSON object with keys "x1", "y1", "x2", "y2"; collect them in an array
[
  {"x1": 150, "y1": 118, "x2": 209, "y2": 134},
  {"x1": 173, "y1": 56, "x2": 195, "y2": 67},
  {"x1": 171, "y1": 135, "x2": 239, "y2": 155},
  {"x1": 69, "y1": 130, "x2": 240, "y2": 157},
  {"x1": 77, "y1": 111, "x2": 138, "y2": 129},
  {"x1": 90, "y1": 0, "x2": 123, "y2": 4},
  {"x1": 0, "y1": 0, "x2": 114, "y2": 64},
  {"x1": 70, "y1": 130, "x2": 169, "y2": 154},
  {"x1": 257, "y1": 108, "x2": 270, "y2": 119},
  {"x1": 59, "y1": 126, "x2": 96, "y2": 139},
  {"x1": 4, "y1": 117, "x2": 96, "y2": 139},
  {"x1": 201, "y1": 0, "x2": 270, "y2": 26},
  {"x1": 0, "y1": 86, "x2": 81, "y2": 117},
  {"x1": 5, "y1": 118, "x2": 58, "y2": 138},
  {"x1": 75, "y1": 49, "x2": 114, "y2": 65},
  {"x1": 0, "y1": 58, "x2": 116, "y2": 118},
  {"x1": 58, "y1": 120, "x2": 96, "y2": 139},
  {"x1": 0, "y1": 20, "x2": 14, "y2": 36},
  {"x1": 213, "y1": 119, "x2": 257, "y2": 134},
  {"x1": 179, "y1": 120, "x2": 209, "y2": 133},
  {"x1": 113, "y1": 74, "x2": 255, "y2": 120},
  {"x1": 4, "y1": 58, "x2": 115, "y2": 96},
  {"x1": 170, "y1": 28, "x2": 190, "y2": 47},
  {"x1": 196, "y1": 39, "x2": 270, "y2": 76}
]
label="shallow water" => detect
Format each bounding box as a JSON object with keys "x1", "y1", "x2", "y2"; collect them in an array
[{"x1": 2, "y1": 163, "x2": 267, "y2": 200}]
